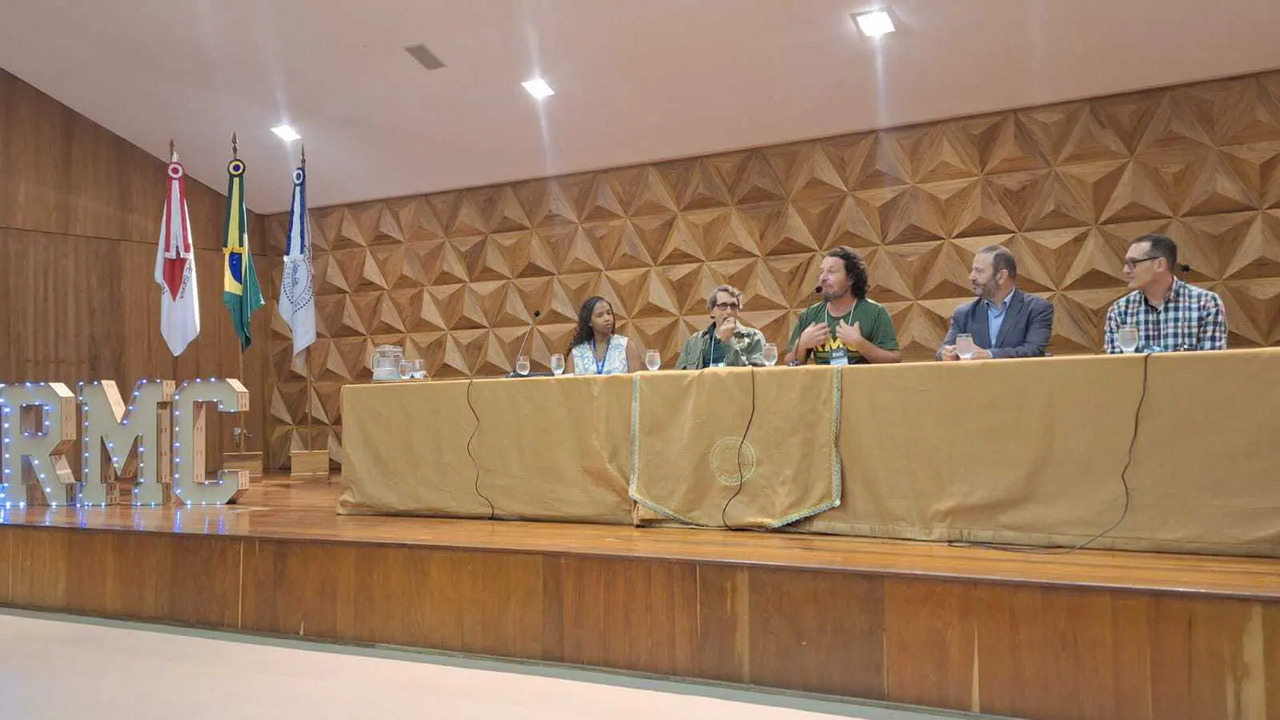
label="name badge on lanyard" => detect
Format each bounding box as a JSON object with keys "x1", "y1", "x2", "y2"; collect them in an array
[{"x1": 827, "y1": 304, "x2": 855, "y2": 367}]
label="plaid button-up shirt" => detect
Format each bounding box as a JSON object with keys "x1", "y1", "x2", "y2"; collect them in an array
[{"x1": 1104, "y1": 278, "x2": 1228, "y2": 353}]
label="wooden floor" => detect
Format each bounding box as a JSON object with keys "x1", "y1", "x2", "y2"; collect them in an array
[
  {"x1": 2, "y1": 476, "x2": 1276, "y2": 600},
  {"x1": 0, "y1": 475, "x2": 1278, "y2": 720}
]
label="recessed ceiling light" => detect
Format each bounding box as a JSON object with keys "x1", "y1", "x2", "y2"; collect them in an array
[
  {"x1": 521, "y1": 78, "x2": 555, "y2": 100},
  {"x1": 271, "y1": 124, "x2": 301, "y2": 142},
  {"x1": 853, "y1": 10, "x2": 896, "y2": 38}
]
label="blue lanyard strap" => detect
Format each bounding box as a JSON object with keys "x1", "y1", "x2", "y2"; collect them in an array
[{"x1": 591, "y1": 336, "x2": 608, "y2": 375}]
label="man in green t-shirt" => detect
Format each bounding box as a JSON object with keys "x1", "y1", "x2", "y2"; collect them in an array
[{"x1": 785, "y1": 246, "x2": 901, "y2": 366}]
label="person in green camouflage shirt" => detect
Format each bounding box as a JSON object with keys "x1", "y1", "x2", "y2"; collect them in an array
[{"x1": 675, "y1": 285, "x2": 766, "y2": 369}]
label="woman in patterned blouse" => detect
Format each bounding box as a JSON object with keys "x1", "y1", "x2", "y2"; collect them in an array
[{"x1": 566, "y1": 296, "x2": 642, "y2": 375}]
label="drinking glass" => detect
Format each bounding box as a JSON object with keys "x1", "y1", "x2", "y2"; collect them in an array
[
  {"x1": 397, "y1": 359, "x2": 412, "y2": 379},
  {"x1": 549, "y1": 353, "x2": 565, "y2": 376},
  {"x1": 956, "y1": 333, "x2": 976, "y2": 360},
  {"x1": 410, "y1": 358, "x2": 427, "y2": 380},
  {"x1": 1118, "y1": 326, "x2": 1140, "y2": 354},
  {"x1": 645, "y1": 350, "x2": 661, "y2": 371},
  {"x1": 515, "y1": 355, "x2": 531, "y2": 376},
  {"x1": 762, "y1": 343, "x2": 778, "y2": 367}
]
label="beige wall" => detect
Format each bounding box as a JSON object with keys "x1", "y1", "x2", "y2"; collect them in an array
[{"x1": 0, "y1": 67, "x2": 273, "y2": 462}]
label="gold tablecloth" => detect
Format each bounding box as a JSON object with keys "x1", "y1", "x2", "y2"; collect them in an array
[
  {"x1": 630, "y1": 365, "x2": 841, "y2": 529},
  {"x1": 339, "y1": 349, "x2": 1280, "y2": 556},
  {"x1": 340, "y1": 374, "x2": 634, "y2": 523}
]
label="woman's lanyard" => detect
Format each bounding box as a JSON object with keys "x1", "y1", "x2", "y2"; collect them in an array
[{"x1": 591, "y1": 335, "x2": 609, "y2": 375}]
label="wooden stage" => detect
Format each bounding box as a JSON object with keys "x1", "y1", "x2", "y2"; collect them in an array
[{"x1": 0, "y1": 478, "x2": 1277, "y2": 720}]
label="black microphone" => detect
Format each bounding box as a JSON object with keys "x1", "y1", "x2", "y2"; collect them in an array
[
  {"x1": 701, "y1": 320, "x2": 715, "y2": 369},
  {"x1": 510, "y1": 310, "x2": 542, "y2": 376},
  {"x1": 1179, "y1": 264, "x2": 1192, "y2": 274},
  {"x1": 813, "y1": 285, "x2": 823, "y2": 295}
]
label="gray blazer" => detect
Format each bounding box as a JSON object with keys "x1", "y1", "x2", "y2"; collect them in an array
[{"x1": 936, "y1": 289, "x2": 1054, "y2": 360}]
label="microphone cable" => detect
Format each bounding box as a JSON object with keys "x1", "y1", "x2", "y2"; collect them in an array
[
  {"x1": 950, "y1": 351, "x2": 1148, "y2": 555},
  {"x1": 720, "y1": 365, "x2": 758, "y2": 529},
  {"x1": 465, "y1": 376, "x2": 496, "y2": 520}
]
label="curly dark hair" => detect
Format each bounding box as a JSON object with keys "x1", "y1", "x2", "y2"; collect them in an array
[
  {"x1": 568, "y1": 296, "x2": 613, "y2": 352},
  {"x1": 826, "y1": 246, "x2": 869, "y2": 300}
]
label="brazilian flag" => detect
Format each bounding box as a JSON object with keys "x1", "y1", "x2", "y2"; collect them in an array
[{"x1": 222, "y1": 158, "x2": 265, "y2": 350}]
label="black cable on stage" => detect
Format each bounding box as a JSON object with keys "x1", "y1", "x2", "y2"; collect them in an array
[
  {"x1": 721, "y1": 365, "x2": 758, "y2": 529},
  {"x1": 950, "y1": 351, "x2": 1149, "y2": 555},
  {"x1": 465, "y1": 376, "x2": 496, "y2": 520}
]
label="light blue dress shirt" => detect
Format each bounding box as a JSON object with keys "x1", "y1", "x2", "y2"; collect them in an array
[{"x1": 986, "y1": 293, "x2": 1012, "y2": 347}]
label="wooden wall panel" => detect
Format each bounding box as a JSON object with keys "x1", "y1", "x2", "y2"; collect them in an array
[
  {"x1": 4, "y1": 527, "x2": 240, "y2": 627},
  {"x1": 1267, "y1": 605, "x2": 1280, "y2": 720},
  {"x1": 0, "y1": 67, "x2": 273, "y2": 470},
  {"x1": 0, "y1": 526, "x2": 11, "y2": 605},
  {"x1": 239, "y1": 541, "x2": 557, "y2": 659},
  {"x1": 433, "y1": 550, "x2": 552, "y2": 660},
  {"x1": 6, "y1": 525, "x2": 70, "y2": 609},
  {"x1": 694, "y1": 564, "x2": 751, "y2": 683},
  {"x1": 883, "y1": 577, "x2": 979, "y2": 712},
  {"x1": 261, "y1": 70, "x2": 1280, "y2": 469},
  {"x1": 743, "y1": 567, "x2": 886, "y2": 699},
  {"x1": 971, "y1": 584, "x2": 1125, "y2": 720},
  {"x1": 879, "y1": 578, "x2": 1278, "y2": 720},
  {"x1": 5, "y1": 522, "x2": 1280, "y2": 720},
  {"x1": 239, "y1": 538, "x2": 358, "y2": 639},
  {"x1": 556, "y1": 555, "x2": 699, "y2": 677}
]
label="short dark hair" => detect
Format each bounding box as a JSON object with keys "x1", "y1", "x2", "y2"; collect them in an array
[
  {"x1": 978, "y1": 245, "x2": 1017, "y2": 279},
  {"x1": 825, "y1": 246, "x2": 869, "y2": 300},
  {"x1": 706, "y1": 285, "x2": 743, "y2": 311},
  {"x1": 1132, "y1": 233, "x2": 1178, "y2": 269}
]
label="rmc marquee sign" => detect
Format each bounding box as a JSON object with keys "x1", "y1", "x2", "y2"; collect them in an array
[{"x1": 0, "y1": 378, "x2": 249, "y2": 507}]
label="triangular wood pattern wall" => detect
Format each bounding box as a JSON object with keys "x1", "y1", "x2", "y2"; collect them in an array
[{"x1": 262, "y1": 71, "x2": 1280, "y2": 466}]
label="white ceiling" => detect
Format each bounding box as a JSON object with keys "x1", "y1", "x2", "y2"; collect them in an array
[{"x1": 3, "y1": 0, "x2": 1280, "y2": 213}]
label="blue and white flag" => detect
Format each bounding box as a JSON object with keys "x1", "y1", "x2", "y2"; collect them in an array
[{"x1": 279, "y1": 166, "x2": 316, "y2": 359}]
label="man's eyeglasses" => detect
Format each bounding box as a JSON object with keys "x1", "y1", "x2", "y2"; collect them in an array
[
  {"x1": 1122, "y1": 256, "x2": 1161, "y2": 271},
  {"x1": 713, "y1": 302, "x2": 741, "y2": 311}
]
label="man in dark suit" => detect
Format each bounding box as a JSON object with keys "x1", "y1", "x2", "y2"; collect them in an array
[{"x1": 938, "y1": 245, "x2": 1054, "y2": 360}]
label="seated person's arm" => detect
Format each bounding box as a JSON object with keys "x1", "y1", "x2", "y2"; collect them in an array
[
  {"x1": 785, "y1": 322, "x2": 828, "y2": 365},
  {"x1": 727, "y1": 332, "x2": 766, "y2": 367},
  {"x1": 625, "y1": 339, "x2": 643, "y2": 372},
  {"x1": 674, "y1": 337, "x2": 696, "y2": 370},
  {"x1": 937, "y1": 312, "x2": 960, "y2": 361},
  {"x1": 857, "y1": 340, "x2": 901, "y2": 364},
  {"x1": 1200, "y1": 295, "x2": 1228, "y2": 350},
  {"x1": 837, "y1": 309, "x2": 900, "y2": 364}
]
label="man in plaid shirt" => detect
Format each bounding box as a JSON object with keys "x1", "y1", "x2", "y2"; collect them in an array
[{"x1": 1104, "y1": 233, "x2": 1227, "y2": 353}]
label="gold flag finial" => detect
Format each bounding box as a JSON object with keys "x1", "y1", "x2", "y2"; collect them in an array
[
  {"x1": 300, "y1": 143, "x2": 306, "y2": 168},
  {"x1": 168, "y1": 139, "x2": 176, "y2": 161},
  {"x1": 232, "y1": 132, "x2": 239, "y2": 159}
]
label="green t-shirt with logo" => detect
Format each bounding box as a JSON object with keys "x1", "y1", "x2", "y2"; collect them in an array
[{"x1": 787, "y1": 298, "x2": 899, "y2": 365}]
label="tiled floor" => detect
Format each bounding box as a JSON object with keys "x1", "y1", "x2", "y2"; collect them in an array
[{"x1": 0, "y1": 609, "x2": 1004, "y2": 720}]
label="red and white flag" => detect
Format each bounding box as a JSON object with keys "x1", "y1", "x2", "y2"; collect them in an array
[{"x1": 154, "y1": 155, "x2": 201, "y2": 356}]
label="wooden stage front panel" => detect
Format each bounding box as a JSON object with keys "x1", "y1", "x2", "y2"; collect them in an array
[{"x1": 0, "y1": 480, "x2": 1277, "y2": 720}]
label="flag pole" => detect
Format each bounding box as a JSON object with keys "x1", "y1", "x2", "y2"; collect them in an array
[
  {"x1": 231, "y1": 132, "x2": 249, "y2": 452},
  {"x1": 301, "y1": 143, "x2": 313, "y2": 455}
]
